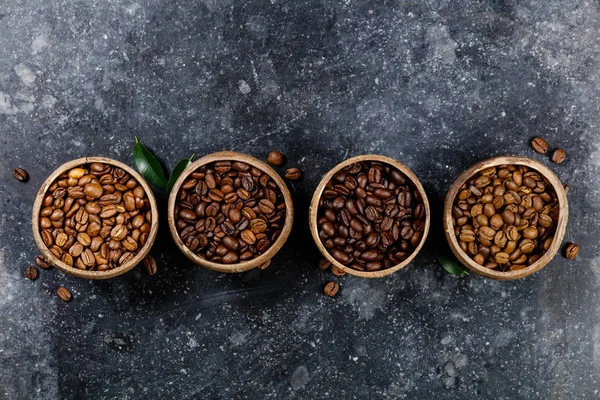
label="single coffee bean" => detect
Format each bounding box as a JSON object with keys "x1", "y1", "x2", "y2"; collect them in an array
[
  {"x1": 323, "y1": 281, "x2": 339, "y2": 297},
  {"x1": 143, "y1": 255, "x2": 158, "y2": 275},
  {"x1": 565, "y1": 243, "x2": 579, "y2": 260},
  {"x1": 267, "y1": 151, "x2": 285, "y2": 166},
  {"x1": 531, "y1": 137, "x2": 549, "y2": 154},
  {"x1": 331, "y1": 265, "x2": 346, "y2": 276},
  {"x1": 551, "y1": 148, "x2": 566, "y2": 164},
  {"x1": 36, "y1": 255, "x2": 52, "y2": 269},
  {"x1": 57, "y1": 286, "x2": 72, "y2": 302},
  {"x1": 25, "y1": 266, "x2": 38, "y2": 280},
  {"x1": 13, "y1": 167, "x2": 28, "y2": 182},
  {"x1": 318, "y1": 258, "x2": 331, "y2": 270},
  {"x1": 285, "y1": 168, "x2": 302, "y2": 181}
]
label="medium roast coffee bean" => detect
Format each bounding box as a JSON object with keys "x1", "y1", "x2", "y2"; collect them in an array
[
  {"x1": 267, "y1": 151, "x2": 285, "y2": 166},
  {"x1": 13, "y1": 167, "x2": 28, "y2": 182},
  {"x1": 551, "y1": 148, "x2": 566, "y2": 164},
  {"x1": 285, "y1": 168, "x2": 302, "y2": 181},
  {"x1": 36, "y1": 255, "x2": 51, "y2": 270},
  {"x1": 531, "y1": 137, "x2": 549, "y2": 154},
  {"x1": 453, "y1": 164, "x2": 559, "y2": 271},
  {"x1": 25, "y1": 266, "x2": 38, "y2": 280},
  {"x1": 143, "y1": 254, "x2": 157, "y2": 275},
  {"x1": 175, "y1": 160, "x2": 286, "y2": 265},
  {"x1": 565, "y1": 243, "x2": 579, "y2": 260},
  {"x1": 317, "y1": 161, "x2": 426, "y2": 272},
  {"x1": 57, "y1": 286, "x2": 72, "y2": 301},
  {"x1": 38, "y1": 163, "x2": 152, "y2": 271},
  {"x1": 323, "y1": 281, "x2": 339, "y2": 297}
]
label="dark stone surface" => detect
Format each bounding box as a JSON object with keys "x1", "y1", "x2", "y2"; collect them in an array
[{"x1": 1, "y1": 0, "x2": 599, "y2": 399}]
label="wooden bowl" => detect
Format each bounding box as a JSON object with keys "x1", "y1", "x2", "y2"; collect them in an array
[
  {"x1": 167, "y1": 151, "x2": 294, "y2": 273},
  {"x1": 443, "y1": 156, "x2": 568, "y2": 280},
  {"x1": 309, "y1": 155, "x2": 431, "y2": 278},
  {"x1": 32, "y1": 157, "x2": 159, "y2": 280}
]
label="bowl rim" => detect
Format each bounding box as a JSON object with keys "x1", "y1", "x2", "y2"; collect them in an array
[
  {"x1": 31, "y1": 156, "x2": 159, "y2": 280},
  {"x1": 442, "y1": 155, "x2": 569, "y2": 280},
  {"x1": 167, "y1": 151, "x2": 294, "y2": 273},
  {"x1": 308, "y1": 154, "x2": 431, "y2": 278}
]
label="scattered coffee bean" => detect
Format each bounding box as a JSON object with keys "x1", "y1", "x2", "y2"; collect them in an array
[
  {"x1": 565, "y1": 243, "x2": 579, "y2": 260},
  {"x1": 267, "y1": 151, "x2": 285, "y2": 166},
  {"x1": 25, "y1": 266, "x2": 38, "y2": 280},
  {"x1": 285, "y1": 168, "x2": 302, "y2": 181},
  {"x1": 323, "y1": 281, "x2": 339, "y2": 297},
  {"x1": 38, "y1": 163, "x2": 152, "y2": 271},
  {"x1": 452, "y1": 164, "x2": 559, "y2": 272},
  {"x1": 316, "y1": 160, "x2": 426, "y2": 272},
  {"x1": 13, "y1": 167, "x2": 28, "y2": 182},
  {"x1": 551, "y1": 148, "x2": 566, "y2": 164},
  {"x1": 174, "y1": 160, "x2": 286, "y2": 264},
  {"x1": 258, "y1": 259, "x2": 271, "y2": 270},
  {"x1": 143, "y1": 254, "x2": 157, "y2": 275},
  {"x1": 531, "y1": 137, "x2": 549, "y2": 154},
  {"x1": 318, "y1": 258, "x2": 331, "y2": 270},
  {"x1": 331, "y1": 265, "x2": 346, "y2": 276},
  {"x1": 35, "y1": 255, "x2": 52, "y2": 270},
  {"x1": 57, "y1": 286, "x2": 72, "y2": 302}
]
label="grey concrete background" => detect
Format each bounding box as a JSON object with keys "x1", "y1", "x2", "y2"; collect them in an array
[{"x1": 1, "y1": 0, "x2": 599, "y2": 399}]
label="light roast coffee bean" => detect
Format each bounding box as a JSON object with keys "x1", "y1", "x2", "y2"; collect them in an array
[
  {"x1": 316, "y1": 161, "x2": 426, "y2": 272},
  {"x1": 453, "y1": 164, "x2": 559, "y2": 271},
  {"x1": 38, "y1": 163, "x2": 151, "y2": 271},
  {"x1": 174, "y1": 160, "x2": 286, "y2": 264}
]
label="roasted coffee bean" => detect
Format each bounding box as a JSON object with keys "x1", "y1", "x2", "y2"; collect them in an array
[
  {"x1": 37, "y1": 163, "x2": 151, "y2": 271},
  {"x1": 13, "y1": 167, "x2": 28, "y2": 182},
  {"x1": 267, "y1": 151, "x2": 285, "y2": 166},
  {"x1": 453, "y1": 164, "x2": 559, "y2": 271},
  {"x1": 565, "y1": 243, "x2": 579, "y2": 260},
  {"x1": 323, "y1": 281, "x2": 339, "y2": 297},
  {"x1": 25, "y1": 266, "x2": 38, "y2": 280},
  {"x1": 143, "y1": 255, "x2": 158, "y2": 275},
  {"x1": 36, "y1": 255, "x2": 51, "y2": 270},
  {"x1": 175, "y1": 160, "x2": 286, "y2": 264},
  {"x1": 531, "y1": 137, "x2": 549, "y2": 154},
  {"x1": 57, "y1": 286, "x2": 72, "y2": 302},
  {"x1": 551, "y1": 148, "x2": 566, "y2": 164},
  {"x1": 318, "y1": 258, "x2": 331, "y2": 270},
  {"x1": 317, "y1": 161, "x2": 426, "y2": 272},
  {"x1": 285, "y1": 168, "x2": 302, "y2": 181},
  {"x1": 331, "y1": 265, "x2": 347, "y2": 276}
]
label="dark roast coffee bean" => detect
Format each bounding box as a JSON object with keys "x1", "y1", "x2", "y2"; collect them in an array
[{"x1": 317, "y1": 161, "x2": 426, "y2": 272}]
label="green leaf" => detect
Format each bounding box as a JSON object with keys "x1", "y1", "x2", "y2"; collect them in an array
[
  {"x1": 167, "y1": 154, "x2": 195, "y2": 193},
  {"x1": 133, "y1": 137, "x2": 168, "y2": 191},
  {"x1": 433, "y1": 250, "x2": 469, "y2": 276}
]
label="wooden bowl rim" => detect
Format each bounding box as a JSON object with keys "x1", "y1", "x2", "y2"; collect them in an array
[
  {"x1": 31, "y1": 156, "x2": 159, "y2": 280},
  {"x1": 442, "y1": 156, "x2": 568, "y2": 280},
  {"x1": 167, "y1": 151, "x2": 294, "y2": 273},
  {"x1": 308, "y1": 154, "x2": 431, "y2": 278}
]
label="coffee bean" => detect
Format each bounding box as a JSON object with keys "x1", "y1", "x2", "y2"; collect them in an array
[
  {"x1": 175, "y1": 160, "x2": 286, "y2": 265},
  {"x1": 13, "y1": 167, "x2": 28, "y2": 182},
  {"x1": 25, "y1": 266, "x2": 38, "y2": 280},
  {"x1": 453, "y1": 164, "x2": 559, "y2": 271},
  {"x1": 331, "y1": 266, "x2": 346, "y2": 276},
  {"x1": 267, "y1": 151, "x2": 285, "y2": 166},
  {"x1": 36, "y1": 255, "x2": 51, "y2": 270},
  {"x1": 57, "y1": 286, "x2": 72, "y2": 302},
  {"x1": 565, "y1": 243, "x2": 579, "y2": 260},
  {"x1": 323, "y1": 281, "x2": 339, "y2": 297},
  {"x1": 143, "y1": 254, "x2": 158, "y2": 275},
  {"x1": 551, "y1": 148, "x2": 566, "y2": 164},
  {"x1": 285, "y1": 168, "x2": 302, "y2": 181},
  {"x1": 318, "y1": 258, "x2": 331, "y2": 270},
  {"x1": 531, "y1": 137, "x2": 549, "y2": 154}
]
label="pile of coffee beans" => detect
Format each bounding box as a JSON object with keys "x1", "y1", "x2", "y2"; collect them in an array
[
  {"x1": 174, "y1": 160, "x2": 286, "y2": 264},
  {"x1": 316, "y1": 161, "x2": 426, "y2": 272},
  {"x1": 452, "y1": 164, "x2": 559, "y2": 271},
  {"x1": 38, "y1": 163, "x2": 153, "y2": 271}
]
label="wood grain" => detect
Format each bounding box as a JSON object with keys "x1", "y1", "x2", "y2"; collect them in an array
[
  {"x1": 31, "y1": 157, "x2": 159, "y2": 280},
  {"x1": 308, "y1": 154, "x2": 431, "y2": 278},
  {"x1": 167, "y1": 151, "x2": 294, "y2": 273},
  {"x1": 442, "y1": 156, "x2": 568, "y2": 280}
]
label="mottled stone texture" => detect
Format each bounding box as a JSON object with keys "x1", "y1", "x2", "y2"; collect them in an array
[{"x1": 1, "y1": 0, "x2": 600, "y2": 399}]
